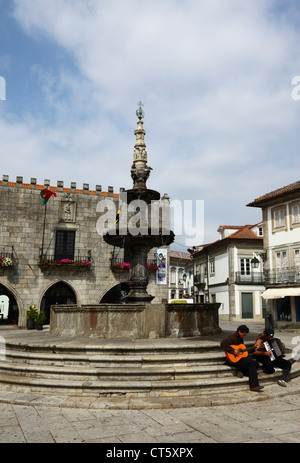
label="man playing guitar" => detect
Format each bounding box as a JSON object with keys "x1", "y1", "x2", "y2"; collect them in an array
[{"x1": 220, "y1": 325, "x2": 263, "y2": 392}]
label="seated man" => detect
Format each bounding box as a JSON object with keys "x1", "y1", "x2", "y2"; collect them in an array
[
  {"x1": 253, "y1": 327, "x2": 292, "y2": 387},
  {"x1": 220, "y1": 325, "x2": 263, "y2": 392}
]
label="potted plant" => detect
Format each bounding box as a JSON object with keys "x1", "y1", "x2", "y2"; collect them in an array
[
  {"x1": 26, "y1": 305, "x2": 38, "y2": 329},
  {"x1": 34, "y1": 311, "x2": 47, "y2": 331},
  {"x1": 0, "y1": 257, "x2": 13, "y2": 267}
]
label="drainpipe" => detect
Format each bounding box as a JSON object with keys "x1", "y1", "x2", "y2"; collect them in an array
[{"x1": 206, "y1": 249, "x2": 210, "y2": 303}]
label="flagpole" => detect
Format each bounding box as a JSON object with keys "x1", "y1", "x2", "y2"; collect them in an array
[
  {"x1": 40, "y1": 202, "x2": 47, "y2": 259},
  {"x1": 40, "y1": 188, "x2": 56, "y2": 259}
]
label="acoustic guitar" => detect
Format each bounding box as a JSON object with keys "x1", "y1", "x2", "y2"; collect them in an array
[{"x1": 225, "y1": 344, "x2": 256, "y2": 363}]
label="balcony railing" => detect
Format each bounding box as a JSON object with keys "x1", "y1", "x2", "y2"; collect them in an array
[
  {"x1": 39, "y1": 251, "x2": 92, "y2": 269},
  {"x1": 235, "y1": 272, "x2": 265, "y2": 284},
  {"x1": 264, "y1": 268, "x2": 300, "y2": 285},
  {"x1": 193, "y1": 274, "x2": 206, "y2": 291},
  {"x1": 194, "y1": 274, "x2": 205, "y2": 284},
  {"x1": 110, "y1": 258, "x2": 158, "y2": 271},
  {"x1": 0, "y1": 249, "x2": 14, "y2": 268}
]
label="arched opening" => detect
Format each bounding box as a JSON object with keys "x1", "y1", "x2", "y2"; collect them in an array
[
  {"x1": 0, "y1": 284, "x2": 19, "y2": 325},
  {"x1": 41, "y1": 282, "x2": 77, "y2": 323},
  {"x1": 100, "y1": 282, "x2": 130, "y2": 303}
]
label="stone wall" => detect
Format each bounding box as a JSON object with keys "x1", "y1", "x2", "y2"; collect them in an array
[
  {"x1": 0, "y1": 176, "x2": 169, "y2": 327},
  {"x1": 50, "y1": 302, "x2": 221, "y2": 339}
]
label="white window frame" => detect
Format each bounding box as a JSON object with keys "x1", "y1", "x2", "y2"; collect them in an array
[
  {"x1": 274, "y1": 209, "x2": 285, "y2": 228},
  {"x1": 292, "y1": 204, "x2": 300, "y2": 224},
  {"x1": 240, "y1": 258, "x2": 251, "y2": 276}
]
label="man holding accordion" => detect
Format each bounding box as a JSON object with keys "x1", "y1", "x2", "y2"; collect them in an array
[{"x1": 254, "y1": 327, "x2": 293, "y2": 387}]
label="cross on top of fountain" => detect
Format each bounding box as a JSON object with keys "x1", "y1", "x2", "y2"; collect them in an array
[{"x1": 136, "y1": 101, "x2": 145, "y2": 120}]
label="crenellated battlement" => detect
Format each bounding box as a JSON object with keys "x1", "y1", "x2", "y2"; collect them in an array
[{"x1": 0, "y1": 174, "x2": 124, "y2": 198}]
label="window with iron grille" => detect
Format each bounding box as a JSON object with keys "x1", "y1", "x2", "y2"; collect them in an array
[
  {"x1": 124, "y1": 244, "x2": 131, "y2": 263},
  {"x1": 55, "y1": 230, "x2": 75, "y2": 260}
]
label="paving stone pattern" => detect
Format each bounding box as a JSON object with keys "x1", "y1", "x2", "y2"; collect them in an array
[
  {"x1": 1, "y1": 321, "x2": 300, "y2": 444},
  {"x1": 0, "y1": 376, "x2": 299, "y2": 444}
]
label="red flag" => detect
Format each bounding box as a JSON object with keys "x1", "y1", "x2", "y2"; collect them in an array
[{"x1": 40, "y1": 189, "x2": 56, "y2": 205}]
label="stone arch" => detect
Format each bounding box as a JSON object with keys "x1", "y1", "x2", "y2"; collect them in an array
[
  {"x1": 0, "y1": 281, "x2": 21, "y2": 325},
  {"x1": 99, "y1": 282, "x2": 130, "y2": 303},
  {"x1": 40, "y1": 280, "x2": 78, "y2": 324}
]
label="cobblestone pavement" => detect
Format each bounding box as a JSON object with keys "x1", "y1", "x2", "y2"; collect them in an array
[
  {"x1": 0, "y1": 321, "x2": 300, "y2": 444},
  {"x1": 0, "y1": 378, "x2": 300, "y2": 444}
]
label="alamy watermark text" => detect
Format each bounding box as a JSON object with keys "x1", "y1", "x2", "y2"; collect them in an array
[{"x1": 96, "y1": 194, "x2": 204, "y2": 247}]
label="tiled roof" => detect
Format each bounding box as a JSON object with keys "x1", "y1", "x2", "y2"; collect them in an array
[
  {"x1": 229, "y1": 225, "x2": 261, "y2": 240},
  {"x1": 218, "y1": 225, "x2": 243, "y2": 230},
  {"x1": 170, "y1": 251, "x2": 192, "y2": 260},
  {"x1": 191, "y1": 224, "x2": 263, "y2": 257},
  {"x1": 247, "y1": 181, "x2": 300, "y2": 207}
]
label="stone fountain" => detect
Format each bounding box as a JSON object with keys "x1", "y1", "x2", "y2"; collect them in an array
[
  {"x1": 50, "y1": 104, "x2": 221, "y2": 338},
  {"x1": 103, "y1": 102, "x2": 174, "y2": 304}
]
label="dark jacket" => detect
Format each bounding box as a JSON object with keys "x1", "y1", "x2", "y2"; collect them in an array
[{"x1": 220, "y1": 332, "x2": 244, "y2": 354}]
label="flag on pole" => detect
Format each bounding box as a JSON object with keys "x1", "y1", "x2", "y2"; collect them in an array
[
  {"x1": 40, "y1": 189, "x2": 57, "y2": 205},
  {"x1": 114, "y1": 209, "x2": 121, "y2": 224}
]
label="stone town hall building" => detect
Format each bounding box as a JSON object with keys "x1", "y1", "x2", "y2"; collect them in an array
[{"x1": 0, "y1": 175, "x2": 167, "y2": 328}]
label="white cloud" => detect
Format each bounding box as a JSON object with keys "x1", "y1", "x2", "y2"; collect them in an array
[{"x1": 2, "y1": 0, "x2": 300, "y2": 247}]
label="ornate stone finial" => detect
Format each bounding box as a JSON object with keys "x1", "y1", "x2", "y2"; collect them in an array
[
  {"x1": 136, "y1": 101, "x2": 145, "y2": 120},
  {"x1": 131, "y1": 102, "x2": 152, "y2": 189}
]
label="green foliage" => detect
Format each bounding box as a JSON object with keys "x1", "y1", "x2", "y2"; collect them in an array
[
  {"x1": 34, "y1": 312, "x2": 47, "y2": 325},
  {"x1": 26, "y1": 305, "x2": 38, "y2": 320}
]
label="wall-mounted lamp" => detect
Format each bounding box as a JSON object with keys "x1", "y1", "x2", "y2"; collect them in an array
[{"x1": 250, "y1": 256, "x2": 260, "y2": 269}]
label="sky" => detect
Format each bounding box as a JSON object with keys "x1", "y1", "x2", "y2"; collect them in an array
[{"x1": 1, "y1": 0, "x2": 300, "y2": 251}]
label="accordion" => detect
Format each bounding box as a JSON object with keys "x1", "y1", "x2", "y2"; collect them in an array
[{"x1": 263, "y1": 338, "x2": 285, "y2": 361}]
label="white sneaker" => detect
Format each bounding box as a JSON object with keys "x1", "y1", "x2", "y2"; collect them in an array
[{"x1": 278, "y1": 379, "x2": 287, "y2": 387}]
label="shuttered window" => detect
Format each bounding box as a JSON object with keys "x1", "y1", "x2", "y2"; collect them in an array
[{"x1": 55, "y1": 230, "x2": 75, "y2": 260}]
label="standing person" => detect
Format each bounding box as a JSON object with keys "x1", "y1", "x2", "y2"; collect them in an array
[
  {"x1": 253, "y1": 328, "x2": 292, "y2": 387},
  {"x1": 220, "y1": 325, "x2": 263, "y2": 392}
]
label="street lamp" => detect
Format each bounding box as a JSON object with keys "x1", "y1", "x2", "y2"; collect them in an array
[{"x1": 251, "y1": 256, "x2": 260, "y2": 269}]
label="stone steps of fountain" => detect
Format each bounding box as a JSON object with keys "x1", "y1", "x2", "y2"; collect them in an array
[
  {"x1": 0, "y1": 372, "x2": 264, "y2": 396},
  {"x1": 0, "y1": 342, "x2": 236, "y2": 384},
  {"x1": 0, "y1": 359, "x2": 235, "y2": 381},
  {"x1": 1, "y1": 366, "x2": 299, "y2": 398},
  {"x1": 5, "y1": 339, "x2": 222, "y2": 355},
  {"x1": 3, "y1": 349, "x2": 225, "y2": 368},
  {"x1": 0, "y1": 341, "x2": 299, "y2": 397}
]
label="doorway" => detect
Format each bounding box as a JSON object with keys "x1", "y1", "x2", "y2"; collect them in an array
[
  {"x1": 100, "y1": 283, "x2": 130, "y2": 303},
  {"x1": 41, "y1": 282, "x2": 77, "y2": 323},
  {"x1": 241, "y1": 292, "x2": 253, "y2": 319},
  {"x1": 0, "y1": 285, "x2": 19, "y2": 325}
]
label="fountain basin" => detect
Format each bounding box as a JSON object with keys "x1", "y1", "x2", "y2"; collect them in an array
[{"x1": 50, "y1": 303, "x2": 221, "y2": 339}]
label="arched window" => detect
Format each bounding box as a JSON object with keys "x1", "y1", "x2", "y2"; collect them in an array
[{"x1": 170, "y1": 267, "x2": 176, "y2": 284}]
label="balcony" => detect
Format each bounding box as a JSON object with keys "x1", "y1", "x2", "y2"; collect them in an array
[
  {"x1": 0, "y1": 249, "x2": 14, "y2": 269},
  {"x1": 194, "y1": 274, "x2": 206, "y2": 290},
  {"x1": 39, "y1": 251, "x2": 92, "y2": 269},
  {"x1": 235, "y1": 272, "x2": 265, "y2": 284},
  {"x1": 264, "y1": 267, "x2": 300, "y2": 286}
]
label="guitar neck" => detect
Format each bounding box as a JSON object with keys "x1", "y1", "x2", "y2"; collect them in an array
[{"x1": 240, "y1": 346, "x2": 256, "y2": 354}]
